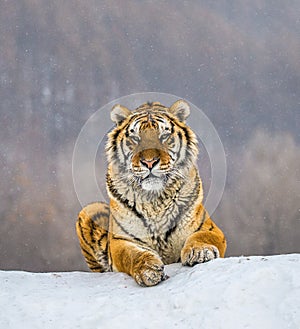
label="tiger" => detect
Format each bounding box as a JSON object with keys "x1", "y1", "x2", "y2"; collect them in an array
[{"x1": 76, "y1": 99, "x2": 226, "y2": 287}]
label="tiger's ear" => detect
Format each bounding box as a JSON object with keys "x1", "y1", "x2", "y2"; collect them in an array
[
  {"x1": 169, "y1": 100, "x2": 190, "y2": 122},
  {"x1": 111, "y1": 104, "x2": 131, "y2": 125}
]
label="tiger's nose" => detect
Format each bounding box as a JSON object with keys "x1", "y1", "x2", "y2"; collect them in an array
[{"x1": 140, "y1": 157, "x2": 159, "y2": 170}]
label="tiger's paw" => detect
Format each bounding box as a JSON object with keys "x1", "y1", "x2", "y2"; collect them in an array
[
  {"x1": 181, "y1": 243, "x2": 220, "y2": 266},
  {"x1": 133, "y1": 254, "x2": 166, "y2": 287}
]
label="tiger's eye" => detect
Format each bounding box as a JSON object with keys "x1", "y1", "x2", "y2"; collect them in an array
[
  {"x1": 131, "y1": 136, "x2": 140, "y2": 143},
  {"x1": 160, "y1": 133, "x2": 170, "y2": 142}
]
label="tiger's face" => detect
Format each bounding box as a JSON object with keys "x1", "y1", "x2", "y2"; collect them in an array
[{"x1": 106, "y1": 100, "x2": 198, "y2": 192}]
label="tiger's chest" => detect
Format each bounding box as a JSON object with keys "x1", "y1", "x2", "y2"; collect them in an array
[
  {"x1": 111, "y1": 194, "x2": 196, "y2": 264},
  {"x1": 146, "y1": 201, "x2": 197, "y2": 261},
  {"x1": 108, "y1": 171, "x2": 202, "y2": 263}
]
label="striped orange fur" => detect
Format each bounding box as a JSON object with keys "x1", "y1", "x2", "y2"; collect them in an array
[{"x1": 76, "y1": 100, "x2": 226, "y2": 286}]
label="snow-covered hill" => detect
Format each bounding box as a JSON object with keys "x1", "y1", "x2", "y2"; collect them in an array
[{"x1": 1, "y1": 254, "x2": 299, "y2": 329}]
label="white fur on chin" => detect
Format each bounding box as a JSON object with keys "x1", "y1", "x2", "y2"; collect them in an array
[{"x1": 141, "y1": 177, "x2": 164, "y2": 191}]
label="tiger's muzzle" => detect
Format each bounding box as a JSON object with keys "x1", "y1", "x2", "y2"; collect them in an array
[{"x1": 131, "y1": 129, "x2": 171, "y2": 191}]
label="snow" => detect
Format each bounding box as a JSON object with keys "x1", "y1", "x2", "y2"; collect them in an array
[{"x1": 1, "y1": 254, "x2": 300, "y2": 329}]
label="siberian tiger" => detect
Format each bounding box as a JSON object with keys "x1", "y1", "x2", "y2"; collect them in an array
[{"x1": 76, "y1": 100, "x2": 226, "y2": 286}]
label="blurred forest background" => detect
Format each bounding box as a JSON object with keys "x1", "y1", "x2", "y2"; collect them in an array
[{"x1": 1, "y1": 0, "x2": 299, "y2": 271}]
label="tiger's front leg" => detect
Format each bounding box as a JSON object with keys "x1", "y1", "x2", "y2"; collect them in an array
[
  {"x1": 181, "y1": 217, "x2": 227, "y2": 266},
  {"x1": 109, "y1": 238, "x2": 166, "y2": 287}
]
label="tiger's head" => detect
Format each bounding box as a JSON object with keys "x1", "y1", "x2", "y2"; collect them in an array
[{"x1": 106, "y1": 100, "x2": 198, "y2": 192}]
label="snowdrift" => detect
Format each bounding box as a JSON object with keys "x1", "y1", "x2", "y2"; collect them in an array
[{"x1": 1, "y1": 254, "x2": 299, "y2": 329}]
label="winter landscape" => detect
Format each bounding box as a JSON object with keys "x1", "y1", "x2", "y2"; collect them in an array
[
  {"x1": 1, "y1": 254, "x2": 299, "y2": 329},
  {"x1": 1, "y1": 2, "x2": 300, "y2": 328}
]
